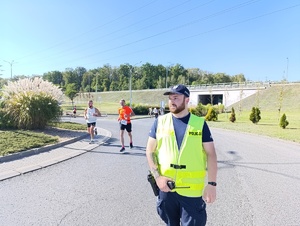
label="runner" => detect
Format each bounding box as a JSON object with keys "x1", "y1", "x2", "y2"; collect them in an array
[{"x1": 84, "y1": 100, "x2": 101, "y2": 143}]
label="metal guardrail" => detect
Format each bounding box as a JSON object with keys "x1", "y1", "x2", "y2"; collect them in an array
[{"x1": 185, "y1": 81, "x2": 300, "y2": 90}]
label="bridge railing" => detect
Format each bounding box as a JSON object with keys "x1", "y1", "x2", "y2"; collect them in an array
[{"x1": 187, "y1": 81, "x2": 271, "y2": 90}]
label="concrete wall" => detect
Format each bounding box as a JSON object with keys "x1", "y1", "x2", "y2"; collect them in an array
[{"x1": 189, "y1": 87, "x2": 265, "y2": 108}]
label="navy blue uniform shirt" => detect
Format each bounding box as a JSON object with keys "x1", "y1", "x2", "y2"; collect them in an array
[{"x1": 148, "y1": 113, "x2": 213, "y2": 150}]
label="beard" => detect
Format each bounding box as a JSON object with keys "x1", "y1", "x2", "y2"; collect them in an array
[{"x1": 169, "y1": 98, "x2": 186, "y2": 114}]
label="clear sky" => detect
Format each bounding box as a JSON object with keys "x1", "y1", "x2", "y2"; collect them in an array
[{"x1": 1, "y1": 0, "x2": 299, "y2": 82}]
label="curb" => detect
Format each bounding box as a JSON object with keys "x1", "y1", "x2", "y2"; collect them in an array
[
  {"x1": 0, "y1": 129, "x2": 112, "y2": 181},
  {"x1": 0, "y1": 133, "x2": 90, "y2": 163}
]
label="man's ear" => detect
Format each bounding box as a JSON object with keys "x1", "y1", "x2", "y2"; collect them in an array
[{"x1": 185, "y1": 97, "x2": 190, "y2": 104}]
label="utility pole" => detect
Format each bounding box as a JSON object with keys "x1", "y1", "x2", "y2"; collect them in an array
[{"x1": 3, "y1": 60, "x2": 16, "y2": 79}]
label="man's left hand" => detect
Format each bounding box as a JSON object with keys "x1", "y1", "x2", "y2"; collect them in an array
[{"x1": 203, "y1": 185, "x2": 216, "y2": 203}]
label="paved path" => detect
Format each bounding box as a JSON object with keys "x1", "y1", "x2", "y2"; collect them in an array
[
  {"x1": 1, "y1": 117, "x2": 300, "y2": 225},
  {"x1": 0, "y1": 127, "x2": 112, "y2": 181}
]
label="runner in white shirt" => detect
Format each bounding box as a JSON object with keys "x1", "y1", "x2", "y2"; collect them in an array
[{"x1": 84, "y1": 100, "x2": 101, "y2": 143}]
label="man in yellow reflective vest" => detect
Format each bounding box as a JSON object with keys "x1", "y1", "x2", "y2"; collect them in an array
[{"x1": 146, "y1": 84, "x2": 217, "y2": 226}]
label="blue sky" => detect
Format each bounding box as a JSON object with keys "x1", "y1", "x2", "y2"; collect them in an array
[{"x1": 1, "y1": 0, "x2": 299, "y2": 82}]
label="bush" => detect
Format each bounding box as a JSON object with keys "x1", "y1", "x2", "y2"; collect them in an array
[
  {"x1": 279, "y1": 113, "x2": 289, "y2": 129},
  {"x1": 132, "y1": 104, "x2": 149, "y2": 115},
  {"x1": 191, "y1": 103, "x2": 207, "y2": 117},
  {"x1": 0, "y1": 108, "x2": 16, "y2": 129},
  {"x1": 1, "y1": 78, "x2": 63, "y2": 129},
  {"x1": 205, "y1": 106, "x2": 218, "y2": 121},
  {"x1": 249, "y1": 107, "x2": 261, "y2": 124},
  {"x1": 218, "y1": 104, "x2": 225, "y2": 113},
  {"x1": 229, "y1": 107, "x2": 236, "y2": 122}
]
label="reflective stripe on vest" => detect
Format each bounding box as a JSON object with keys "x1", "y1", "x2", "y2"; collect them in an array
[{"x1": 156, "y1": 113, "x2": 207, "y2": 197}]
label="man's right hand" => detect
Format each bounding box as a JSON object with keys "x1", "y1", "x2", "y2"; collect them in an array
[{"x1": 156, "y1": 176, "x2": 173, "y2": 192}]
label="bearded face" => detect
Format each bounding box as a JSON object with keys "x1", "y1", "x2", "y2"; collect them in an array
[
  {"x1": 88, "y1": 101, "x2": 93, "y2": 108},
  {"x1": 168, "y1": 94, "x2": 187, "y2": 114}
]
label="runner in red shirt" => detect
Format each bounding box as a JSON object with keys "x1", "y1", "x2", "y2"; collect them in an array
[{"x1": 118, "y1": 99, "x2": 135, "y2": 152}]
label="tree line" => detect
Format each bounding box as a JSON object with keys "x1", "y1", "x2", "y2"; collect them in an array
[
  {"x1": 42, "y1": 63, "x2": 246, "y2": 92},
  {"x1": 0, "y1": 63, "x2": 246, "y2": 92}
]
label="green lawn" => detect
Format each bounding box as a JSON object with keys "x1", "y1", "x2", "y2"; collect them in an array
[
  {"x1": 0, "y1": 130, "x2": 59, "y2": 156},
  {"x1": 207, "y1": 111, "x2": 300, "y2": 143},
  {"x1": 0, "y1": 122, "x2": 86, "y2": 157}
]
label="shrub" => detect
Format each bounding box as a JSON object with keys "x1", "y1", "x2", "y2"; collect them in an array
[
  {"x1": 229, "y1": 107, "x2": 236, "y2": 122},
  {"x1": 1, "y1": 77, "x2": 63, "y2": 129},
  {"x1": 249, "y1": 107, "x2": 261, "y2": 124},
  {"x1": 218, "y1": 104, "x2": 225, "y2": 113},
  {"x1": 279, "y1": 113, "x2": 289, "y2": 129},
  {"x1": 192, "y1": 103, "x2": 207, "y2": 117},
  {"x1": 132, "y1": 104, "x2": 149, "y2": 115},
  {"x1": 189, "y1": 107, "x2": 197, "y2": 115},
  {"x1": 205, "y1": 106, "x2": 218, "y2": 121},
  {"x1": 0, "y1": 108, "x2": 16, "y2": 129}
]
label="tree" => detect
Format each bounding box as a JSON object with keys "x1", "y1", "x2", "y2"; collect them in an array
[
  {"x1": 65, "y1": 83, "x2": 79, "y2": 106},
  {"x1": 214, "y1": 73, "x2": 231, "y2": 83},
  {"x1": 229, "y1": 107, "x2": 236, "y2": 122},
  {"x1": 277, "y1": 85, "x2": 284, "y2": 120},
  {"x1": 249, "y1": 107, "x2": 261, "y2": 124},
  {"x1": 279, "y1": 113, "x2": 289, "y2": 129},
  {"x1": 43, "y1": 71, "x2": 63, "y2": 87},
  {"x1": 140, "y1": 63, "x2": 157, "y2": 89},
  {"x1": 232, "y1": 73, "x2": 246, "y2": 83},
  {"x1": 81, "y1": 71, "x2": 94, "y2": 93},
  {"x1": 201, "y1": 72, "x2": 214, "y2": 84}
]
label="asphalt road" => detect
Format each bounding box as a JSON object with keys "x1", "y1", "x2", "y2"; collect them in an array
[{"x1": 0, "y1": 116, "x2": 300, "y2": 226}]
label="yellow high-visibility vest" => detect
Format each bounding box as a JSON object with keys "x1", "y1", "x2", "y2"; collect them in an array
[{"x1": 156, "y1": 113, "x2": 207, "y2": 197}]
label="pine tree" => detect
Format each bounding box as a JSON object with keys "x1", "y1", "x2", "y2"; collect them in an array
[
  {"x1": 249, "y1": 107, "x2": 261, "y2": 124},
  {"x1": 279, "y1": 113, "x2": 289, "y2": 129},
  {"x1": 229, "y1": 107, "x2": 236, "y2": 122}
]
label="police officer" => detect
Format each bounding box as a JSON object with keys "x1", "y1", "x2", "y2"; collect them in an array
[{"x1": 146, "y1": 84, "x2": 217, "y2": 226}]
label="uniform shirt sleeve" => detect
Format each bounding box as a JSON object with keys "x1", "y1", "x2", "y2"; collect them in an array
[
  {"x1": 148, "y1": 118, "x2": 158, "y2": 139},
  {"x1": 202, "y1": 121, "x2": 213, "y2": 142}
]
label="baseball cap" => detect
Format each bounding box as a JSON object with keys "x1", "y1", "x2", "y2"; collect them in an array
[{"x1": 163, "y1": 84, "x2": 190, "y2": 97}]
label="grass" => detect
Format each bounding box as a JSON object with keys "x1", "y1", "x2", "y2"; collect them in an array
[
  {"x1": 0, "y1": 122, "x2": 86, "y2": 157},
  {"x1": 48, "y1": 121, "x2": 86, "y2": 130},
  {"x1": 207, "y1": 111, "x2": 300, "y2": 143},
  {"x1": 0, "y1": 130, "x2": 59, "y2": 156}
]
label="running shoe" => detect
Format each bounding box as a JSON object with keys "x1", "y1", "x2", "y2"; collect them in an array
[
  {"x1": 120, "y1": 147, "x2": 125, "y2": 152},
  {"x1": 130, "y1": 143, "x2": 133, "y2": 149}
]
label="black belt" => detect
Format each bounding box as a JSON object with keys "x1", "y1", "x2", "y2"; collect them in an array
[{"x1": 170, "y1": 164, "x2": 186, "y2": 169}]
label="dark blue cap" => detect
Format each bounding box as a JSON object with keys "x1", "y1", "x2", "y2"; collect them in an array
[{"x1": 163, "y1": 84, "x2": 190, "y2": 97}]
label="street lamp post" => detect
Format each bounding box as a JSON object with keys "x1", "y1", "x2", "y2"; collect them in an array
[{"x1": 129, "y1": 61, "x2": 142, "y2": 107}]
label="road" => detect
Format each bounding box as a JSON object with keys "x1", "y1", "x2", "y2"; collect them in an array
[{"x1": 0, "y1": 116, "x2": 300, "y2": 226}]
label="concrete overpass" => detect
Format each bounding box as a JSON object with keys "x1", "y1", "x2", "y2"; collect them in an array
[{"x1": 187, "y1": 82, "x2": 269, "y2": 108}]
